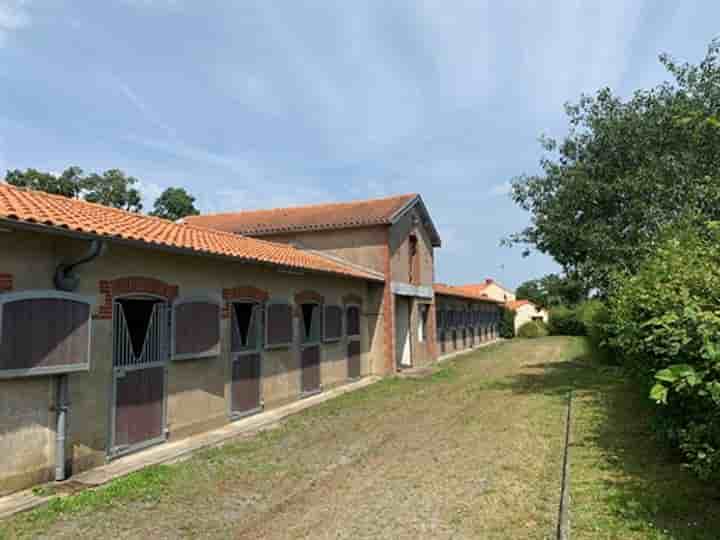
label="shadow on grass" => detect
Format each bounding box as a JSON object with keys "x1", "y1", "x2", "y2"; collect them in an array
[{"x1": 484, "y1": 338, "x2": 720, "y2": 539}]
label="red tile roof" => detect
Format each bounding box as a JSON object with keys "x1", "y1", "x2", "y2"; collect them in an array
[
  {"x1": 0, "y1": 183, "x2": 384, "y2": 282},
  {"x1": 506, "y1": 299, "x2": 534, "y2": 310},
  {"x1": 184, "y1": 193, "x2": 419, "y2": 236},
  {"x1": 433, "y1": 283, "x2": 502, "y2": 303}
]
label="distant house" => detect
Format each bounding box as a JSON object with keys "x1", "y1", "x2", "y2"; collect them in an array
[
  {"x1": 457, "y1": 278, "x2": 516, "y2": 303},
  {"x1": 506, "y1": 299, "x2": 549, "y2": 333}
]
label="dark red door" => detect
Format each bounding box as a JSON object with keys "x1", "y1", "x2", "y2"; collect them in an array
[
  {"x1": 232, "y1": 353, "x2": 261, "y2": 415},
  {"x1": 114, "y1": 366, "x2": 165, "y2": 448},
  {"x1": 301, "y1": 345, "x2": 321, "y2": 394},
  {"x1": 348, "y1": 341, "x2": 361, "y2": 379}
]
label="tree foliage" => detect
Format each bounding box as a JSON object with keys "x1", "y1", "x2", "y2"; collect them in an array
[
  {"x1": 603, "y1": 222, "x2": 720, "y2": 480},
  {"x1": 82, "y1": 169, "x2": 142, "y2": 212},
  {"x1": 509, "y1": 40, "x2": 720, "y2": 293},
  {"x1": 150, "y1": 187, "x2": 200, "y2": 221},
  {"x1": 4, "y1": 166, "x2": 198, "y2": 217},
  {"x1": 515, "y1": 273, "x2": 587, "y2": 308},
  {"x1": 6, "y1": 166, "x2": 83, "y2": 198}
]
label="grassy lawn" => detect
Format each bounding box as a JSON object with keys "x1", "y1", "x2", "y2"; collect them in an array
[
  {"x1": 0, "y1": 336, "x2": 717, "y2": 539},
  {"x1": 569, "y1": 356, "x2": 720, "y2": 539}
]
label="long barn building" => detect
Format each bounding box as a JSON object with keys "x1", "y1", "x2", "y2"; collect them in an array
[{"x1": 0, "y1": 185, "x2": 501, "y2": 494}]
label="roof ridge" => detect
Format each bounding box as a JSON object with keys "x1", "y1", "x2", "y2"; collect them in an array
[{"x1": 185, "y1": 192, "x2": 418, "y2": 220}]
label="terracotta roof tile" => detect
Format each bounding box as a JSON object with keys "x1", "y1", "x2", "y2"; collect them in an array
[
  {"x1": 506, "y1": 299, "x2": 534, "y2": 310},
  {"x1": 433, "y1": 283, "x2": 502, "y2": 303},
  {"x1": 0, "y1": 183, "x2": 383, "y2": 282},
  {"x1": 184, "y1": 193, "x2": 418, "y2": 235}
]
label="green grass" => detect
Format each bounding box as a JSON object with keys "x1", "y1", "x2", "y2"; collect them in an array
[
  {"x1": 569, "y1": 345, "x2": 720, "y2": 539},
  {"x1": 1, "y1": 466, "x2": 173, "y2": 538}
]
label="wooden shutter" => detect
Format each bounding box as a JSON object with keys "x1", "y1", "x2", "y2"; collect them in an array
[
  {"x1": 323, "y1": 305, "x2": 342, "y2": 342},
  {"x1": 266, "y1": 302, "x2": 293, "y2": 348},
  {"x1": 173, "y1": 298, "x2": 221, "y2": 360},
  {"x1": 0, "y1": 291, "x2": 93, "y2": 377}
]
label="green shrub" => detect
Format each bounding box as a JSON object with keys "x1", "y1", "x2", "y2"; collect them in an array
[
  {"x1": 517, "y1": 320, "x2": 550, "y2": 339},
  {"x1": 604, "y1": 221, "x2": 720, "y2": 481},
  {"x1": 549, "y1": 305, "x2": 585, "y2": 335},
  {"x1": 499, "y1": 307, "x2": 515, "y2": 338}
]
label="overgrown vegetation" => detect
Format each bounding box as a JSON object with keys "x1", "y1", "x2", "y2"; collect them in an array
[
  {"x1": 603, "y1": 222, "x2": 720, "y2": 481},
  {"x1": 516, "y1": 320, "x2": 549, "y2": 338},
  {"x1": 499, "y1": 306, "x2": 515, "y2": 338}
]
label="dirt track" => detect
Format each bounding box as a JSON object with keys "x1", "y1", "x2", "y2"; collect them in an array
[{"x1": 6, "y1": 337, "x2": 581, "y2": 540}]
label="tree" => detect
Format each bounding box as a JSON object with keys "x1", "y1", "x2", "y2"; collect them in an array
[
  {"x1": 150, "y1": 187, "x2": 200, "y2": 221},
  {"x1": 515, "y1": 273, "x2": 588, "y2": 308},
  {"x1": 5, "y1": 166, "x2": 83, "y2": 198},
  {"x1": 82, "y1": 169, "x2": 142, "y2": 212},
  {"x1": 507, "y1": 40, "x2": 720, "y2": 293}
]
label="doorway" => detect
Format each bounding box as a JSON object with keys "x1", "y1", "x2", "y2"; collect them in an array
[
  {"x1": 230, "y1": 301, "x2": 263, "y2": 417},
  {"x1": 395, "y1": 296, "x2": 412, "y2": 368},
  {"x1": 110, "y1": 297, "x2": 169, "y2": 458},
  {"x1": 300, "y1": 302, "x2": 321, "y2": 395}
]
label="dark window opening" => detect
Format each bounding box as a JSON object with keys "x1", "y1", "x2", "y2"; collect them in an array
[
  {"x1": 118, "y1": 299, "x2": 161, "y2": 358},
  {"x1": 346, "y1": 305, "x2": 361, "y2": 337},
  {"x1": 232, "y1": 302, "x2": 257, "y2": 350},
  {"x1": 301, "y1": 303, "x2": 320, "y2": 344},
  {"x1": 408, "y1": 234, "x2": 418, "y2": 284}
]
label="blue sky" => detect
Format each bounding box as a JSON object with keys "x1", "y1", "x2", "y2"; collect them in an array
[{"x1": 0, "y1": 1, "x2": 716, "y2": 288}]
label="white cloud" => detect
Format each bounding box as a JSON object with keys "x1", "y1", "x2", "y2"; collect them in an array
[
  {"x1": 0, "y1": 1, "x2": 31, "y2": 46},
  {"x1": 137, "y1": 180, "x2": 164, "y2": 208}
]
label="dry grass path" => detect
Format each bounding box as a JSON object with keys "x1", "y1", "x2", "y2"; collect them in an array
[{"x1": 1, "y1": 337, "x2": 585, "y2": 540}]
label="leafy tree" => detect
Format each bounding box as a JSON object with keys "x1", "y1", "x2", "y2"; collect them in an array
[
  {"x1": 508, "y1": 40, "x2": 720, "y2": 293},
  {"x1": 150, "y1": 187, "x2": 200, "y2": 221},
  {"x1": 82, "y1": 169, "x2": 142, "y2": 212},
  {"x1": 604, "y1": 221, "x2": 720, "y2": 481},
  {"x1": 5, "y1": 166, "x2": 83, "y2": 198},
  {"x1": 515, "y1": 273, "x2": 587, "y2": 308}
]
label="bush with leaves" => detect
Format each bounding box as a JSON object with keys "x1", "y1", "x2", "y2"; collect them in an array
[
  {"x1": 548, "y1": 305, "x2": 585, "y2": 336},
  {"x1": 499, "y1": 307, "x2": 515, "y2": 338},
  {"x1": 604, "y1": 221, "x2": 720, "y2": 480},
  {"x1": 516, "y1": 320, "x2": 549, "y2": 339}
]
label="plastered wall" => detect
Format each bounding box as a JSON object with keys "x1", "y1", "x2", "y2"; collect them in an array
[{"x1": 0, "y1": 229, "x2": 381, "y2": 495}]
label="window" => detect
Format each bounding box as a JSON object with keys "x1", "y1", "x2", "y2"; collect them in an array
[
  {"x1": 323, "y1": 305, "x2": 342, "y2": 342},
  {"x1": 231, "y1": 302, "x2": 260, "y2": 352},
  {"x1": 172, "y1": 297, "x2": 221, "y2": 360},
  {"x1": 300, "y1": 303, "x2": 321, "y2": 344},
  {"x1": 408, "y1": 234, "x2": 419, "y2": 284},
  {"x1": 265, "y1": 302, "x2": 293, "y2": 348},
  {"x1": 418, "y1": 304, "x2": 429, "y2": 342},
  {"x1": 346, "y1": 305, "x2": 360, "y2": 338},
  {"x1": 0, "y1": 291, "x2": 93, "y2": 377}
]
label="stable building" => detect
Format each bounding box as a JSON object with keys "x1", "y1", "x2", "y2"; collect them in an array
[
  {"x1": 186, "y1": 194, "x2": 443, "y2": 372},
  {"x1": 0, "y1": 186, "x2": 503, "y2": 495}
]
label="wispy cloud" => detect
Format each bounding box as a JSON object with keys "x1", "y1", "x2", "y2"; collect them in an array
[
  {"x1": 488, "y1": 181, "x2": 511, "y2": 197},
  {"x1": 0, "y1": 1, "x2": 31, "y2": 46},
  {"x1": 116, "y1": 82, "x2": 177, "y2": 139}
]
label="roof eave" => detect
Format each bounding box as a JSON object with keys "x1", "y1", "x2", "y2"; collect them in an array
[{"x1": 0, "y1": 218, "x2": 385, "y2": 284}]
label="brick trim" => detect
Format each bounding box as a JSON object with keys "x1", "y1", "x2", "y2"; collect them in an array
[
  {"x1": 95, "y1": 276, "x2": 179, "y2": 320},
  {"x1": 0, "y1": 273, "x2": 13, "y2": 293},
  {"x1": 341, "y1": 293, "x2": 363, "y2": 306},
  {"x1": 383, "y1": 230, "x2": 394, "y2": 374},
  {"x1": 221, "y1": 285, "x2": 270, "y2": 318},
  {"x1": 294, "y1": 290, "x2": 324, "y2": 306}
]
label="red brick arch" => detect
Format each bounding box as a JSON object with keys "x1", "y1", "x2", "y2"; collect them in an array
[
  {"x1": 221, "y1": 285, "x2": 270, "y2": 319},
  {"x1": 95, "y1": 276, "x2": 179, "y2": 320},
  {"x1": 294, "y1": 290, "x2": 324, "y2": 306}
]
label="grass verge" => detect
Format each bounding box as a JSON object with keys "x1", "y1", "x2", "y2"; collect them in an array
[{"x1": 570, "y1": 348, "x2": 720, "y2": 539}]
